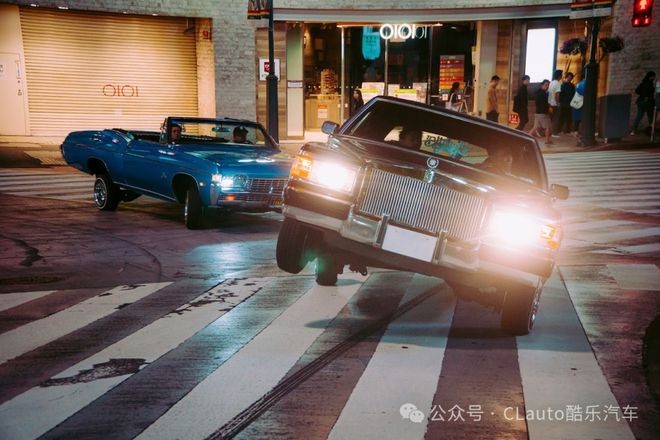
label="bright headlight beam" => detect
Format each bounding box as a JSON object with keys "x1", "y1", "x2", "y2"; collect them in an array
[{"x1": 309, "y1": 162, "x2": 357, "y2": 193}]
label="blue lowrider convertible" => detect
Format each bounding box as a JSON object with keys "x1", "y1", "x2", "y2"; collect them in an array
[{"x1": 61, "y1": 117, "x2": 292, "y2": 228}]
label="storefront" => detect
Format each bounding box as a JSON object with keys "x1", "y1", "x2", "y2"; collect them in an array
[
  {"x1": 255, "y1": 4, "x2": 612, "y2": 141},
  {"x1": 0, "y1": 4, "x2": 215, "y2": 136},
  {"x1": 257, "y1": 21, "x2": 477, "y2": 138}
]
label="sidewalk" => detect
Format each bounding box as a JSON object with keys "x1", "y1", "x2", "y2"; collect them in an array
[{"x1": 1, "y1": 132, "x2": 658, "y2": 168}]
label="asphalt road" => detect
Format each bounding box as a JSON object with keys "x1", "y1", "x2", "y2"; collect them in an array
[{"x1": 0, "y1": 149, "x2": 658, "y2": 440}]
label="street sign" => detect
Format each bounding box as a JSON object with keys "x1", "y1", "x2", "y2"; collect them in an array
[
  {"x1": 259, "y1": 58, "x2": 280, "y2": 81},
  {"x1": 570, "y1": 0, "x2": 613, "y2": 19}
]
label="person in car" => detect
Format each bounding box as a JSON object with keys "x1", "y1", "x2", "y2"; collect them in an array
[
  {"x1": 232, "y1": 126, "x2": 249, "y2": 143},
  {"x1": 480, "y1": 147, "x2": 513, "y2": 176}
]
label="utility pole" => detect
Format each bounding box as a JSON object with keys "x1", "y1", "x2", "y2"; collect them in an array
[
  {"x1": 579, "y1": 16, "x2": 600, "y2": 147},
  {"x1": 266, "y1": 0, "x2": 279, "y2": 142}
]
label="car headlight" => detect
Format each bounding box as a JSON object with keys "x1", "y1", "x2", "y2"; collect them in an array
[
  {"x1": 211, "y1": 173, "x2": 222, "y2": 184},
  {"x1": 290, "y1": 154, "x2": 358, "y2": 194},
  {"x1": 486, "y1": 209, "x2": 561, "y2": 249}
]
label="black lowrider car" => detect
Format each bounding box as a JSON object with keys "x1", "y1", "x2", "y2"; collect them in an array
[{"x1": 276, "y1": 96, "x2": 569, "y2": 335}]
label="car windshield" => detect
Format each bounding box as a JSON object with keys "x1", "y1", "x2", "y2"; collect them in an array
[
  {"x1": 169, "y1": 120, "x2": 275, "y2": 148},
  {"x1": 343, "y1": 100, "x2": 545, "y2": 188}
]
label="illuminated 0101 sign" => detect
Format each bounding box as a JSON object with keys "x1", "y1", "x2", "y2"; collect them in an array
[{"x1": 379, "y1": 24, "x2": 428, "y2": 40}]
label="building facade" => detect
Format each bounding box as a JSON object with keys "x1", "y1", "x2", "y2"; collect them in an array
[{"x1": 0, "y1": 0, "x2": 657, "y2": 139}]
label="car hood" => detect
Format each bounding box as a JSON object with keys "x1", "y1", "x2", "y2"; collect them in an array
[{"x1": 181, "y1": 145, "x2": 285, "y2": 164}]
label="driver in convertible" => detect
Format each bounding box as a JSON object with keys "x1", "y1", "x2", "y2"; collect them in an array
[{"x1": 232, "y1": 126, "x2": 249, "y2": 143}]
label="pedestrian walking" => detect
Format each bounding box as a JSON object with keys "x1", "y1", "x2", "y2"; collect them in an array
[
  {"x1": 631, "y1": 71, "x2": 656, "y2": 135},
  {"x1": 571, "y1": 77, "x2": 586, "y2": 135},
  {"x1": 513, "y1": 75, "x2": 530, "y2": 130},
  {"x1": 559, "y1": 72, "x2": 575, "y2": 133},
  {"x1": 529, "y1": 80, "x2": 554, "y2": 145},
  {"x1": 486, "y1": 75, "x2": 500, "y2": 122},
  {"x1": 548, "y1": 69, "x2": 563, "y2": 136}
]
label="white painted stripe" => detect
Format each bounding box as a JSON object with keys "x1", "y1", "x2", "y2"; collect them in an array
[
  {"x1": 0, "y1": 176, "x2": 90, "y2": 184},
  {"x1": 564, "y1": 220, "x2": 636, "y2": 233},
  {"x1": 328, "y1": 276, "x2": 455, "y2": 440},
  {"x1": 0, "y1": 290, "x2": 56, "y2": 313},
  {"x1": 45, "y1": 194, "x2": 93, "y2": 201},
  {"x1": 2, "y1": 187, "x2": 93, "y2": 197},
  {"x1": 0, "y1": 181, "x2": 93, "y2": 190},
  {"x1": 136, "y1": 273, "x2": 368, "y2": 440},
  {"x1": 560, "y1": 200, "x2": 660, "y2": 209},
  {"x1": 0, "y1": 282, "x2": 171, "y2": 365},
  {"x1": 562, "y1": 195, "x2": 660, "y2": 204},
  {"x1": 0, "y1": 278, "x2": 266, "y2": 440},
  {"x1": 613, "y1": 243, "x2": 660, "y2": 255},
  {"x1": 518, "y1": 273, "x2": 635, "y2": 440},
  {"x1": 585, "y1": 227, "x2": 660, "y2": 243},
  {"x1": 546, "y1": 165, "x2": 660, "y2": 173},
  {"x1": 566, "y1": 189, "x2": 660, "y2": 197},
  {"x1": 607, "y1": 264, "x2": 660, "y2": 291}
]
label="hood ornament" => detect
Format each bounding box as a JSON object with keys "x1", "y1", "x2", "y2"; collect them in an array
[{"x1": 424, "y1": 157, "x2": 439, "y2": 183}]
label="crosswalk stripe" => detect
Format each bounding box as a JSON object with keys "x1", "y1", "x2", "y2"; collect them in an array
[
  {"x1": 576, "y1": 227, "x2": 660, "y2": 243},
  {"x1": 518, "y1": 274, "x2": 635, "y2": 440},
  {"x1": 0, "y1": 291, "x2": 56, "y2": 313},
  {"x1": 0, "y1": 278, "x2": 266, "y2": 440},
  {"x1": 328, "y1": 276, "x2": 455, "y2": 440},
  {"x1": 0, "y1": 176, "x2": 92, "y2": 184},
  {"x1": 136, "y1": 273, "x2": 367, "y2": 440},
  {"x1": 1, "y1": 187, "x2": 94, "y2": 196},
  {"x1": 564, "y1": 220, "x2": 636, "y2": 232},
  {"x1": 0, "y1": 283, "x2": 171, "y2": 365},
  {"x1": 0, "y1": 181, "x2": 92, "y2": 190}
]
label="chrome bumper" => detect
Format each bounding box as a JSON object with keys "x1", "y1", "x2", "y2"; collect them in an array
[{"x1": 283, "y1": 204, "x2": 545, "y2": 288}]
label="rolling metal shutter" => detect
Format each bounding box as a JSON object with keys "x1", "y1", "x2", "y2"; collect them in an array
[{"x1": 20, "y1": 8, "x2": 198, "y2": 136}]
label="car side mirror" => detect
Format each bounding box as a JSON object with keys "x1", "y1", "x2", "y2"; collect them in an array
[
  {"x1": 321, "y1": 121, "x2": 339, "y2": 135},
  {"x1": 550, "y1": 183, "x2": 569, "y2": 200}
]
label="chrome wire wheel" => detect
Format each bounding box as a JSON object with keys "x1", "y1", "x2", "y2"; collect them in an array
[{"x1": 93, "y1": 178, "x2": 107, "y2": 208}]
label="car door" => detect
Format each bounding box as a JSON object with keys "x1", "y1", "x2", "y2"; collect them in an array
[{"x1": 122, "y1": 138, "x2": 173, "y2": 197}]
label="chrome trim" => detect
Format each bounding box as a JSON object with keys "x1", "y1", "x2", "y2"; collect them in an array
[{"x1": 357, "y1": 168, "x2": 487, "y2": 242}]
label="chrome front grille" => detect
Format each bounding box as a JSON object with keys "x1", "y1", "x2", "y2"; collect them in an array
[
  {"x1": 246, "y1": 178, "x2": 287, "y2": 194},
  {"x1": 357, "y1": 168, "x2": 487, "y2": 241}
]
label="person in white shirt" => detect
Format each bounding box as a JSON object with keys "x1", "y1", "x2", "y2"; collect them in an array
[{"x1": 548, "y1": 70, "x2": 563, "y2": 136}]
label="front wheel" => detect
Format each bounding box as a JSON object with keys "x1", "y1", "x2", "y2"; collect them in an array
[
  {"x1": 93, "y1": 174, "x2": 121, "y2": 211},
  {"x1": 500, "y1": 284, "x2": 543, "y2": 335},
  {"x1": 184, "y1": 187, "x2": 204, "y2": 229},
  {"x1": 276, "y1": 219, "x2": 310, "y2": 274}
]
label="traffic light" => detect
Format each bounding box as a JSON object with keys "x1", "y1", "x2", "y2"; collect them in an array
[{"x1": 632, "y1": 0, "x2": 654, "y2": 27}]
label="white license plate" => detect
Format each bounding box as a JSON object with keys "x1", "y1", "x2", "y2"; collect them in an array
[{"x1": 381, "y1": 225, "x2": 438, "y2": 262}]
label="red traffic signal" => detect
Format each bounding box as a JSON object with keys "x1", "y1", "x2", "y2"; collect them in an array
[{"x1": 632, "y1": 0, "x2": 654, "y2": 26}]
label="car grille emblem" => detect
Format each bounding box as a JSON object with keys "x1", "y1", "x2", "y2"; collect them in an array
[{"x1": 425, "y1": 157, "x2": 439, "y2": 183}]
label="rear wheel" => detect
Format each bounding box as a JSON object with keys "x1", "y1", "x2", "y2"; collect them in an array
[
  {"x1": 500, "y1": 284, "x2": 542, "y2": 335},
  {"x1": 93, "y1": 174, "x2": 121, "y2": 211},
  {"x1": 276, "y1": 219, "x2": 309, "y2": 274},
  {"x1": 184, "y1": 187, "x2": 204, "y2": 229}
]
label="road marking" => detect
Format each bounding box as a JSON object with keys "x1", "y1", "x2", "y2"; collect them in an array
[
  {"x1": 0, "y1": 181, "x2": 92, "y2": 190},
  {"x1": 587, "y1": 227, "x2": 660, "y2": 243},
  {"x1": 517, "y1": 274, "x2": 635, "y2": 440},
  {"x1": 136, "y1": 273, "x2": 367, "y2": 440},
  {"x1": 328, "y1": 276, "x2": 454, "y2": 440},
  {"x1": 564, "y1": 220, "x2": 636, "y2": 233},
  {"x1": 0, "y1": 278, "x2": 265, "y2": 440},
  {"x1": 605, "y1": 243, "x2": 660, "y2": 255},
  {"x1": 0, "y1": 283, "x2": 171, "y2": 365},
  {"x1": 0, "y1": 290, "x2": 56, "y2": 313},
  {"x1": 606, "y1": 264, "x2": 660, "y2": 291}
]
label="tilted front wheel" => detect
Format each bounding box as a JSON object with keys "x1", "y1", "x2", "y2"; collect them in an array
[
  {"x1": 184, "y1": 187, "x2": 204, "y2": 229},
  {"x1": 93, "y1": 174, "x2": 121, "y2": 211},
  {"x1": 276, "y1": 218, "x2": 309, "y2": 274},
  {"x1": 500, "y1": 284, "x2": 543, "y2": 336}
]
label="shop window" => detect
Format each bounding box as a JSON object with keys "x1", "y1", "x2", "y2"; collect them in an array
[{"x1": 524, "y1": 27, "x2": 556, "y2": 83}]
